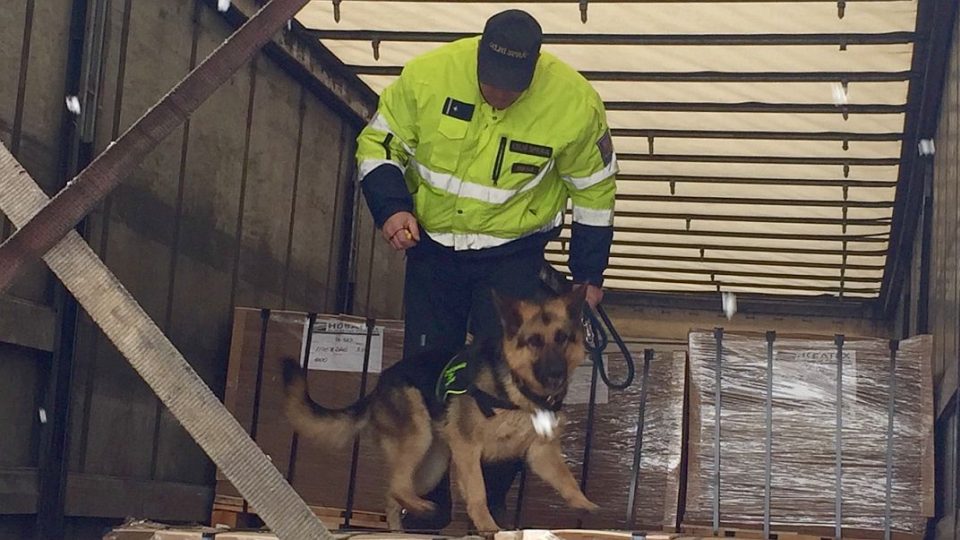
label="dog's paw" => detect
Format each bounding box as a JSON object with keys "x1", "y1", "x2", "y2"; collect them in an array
[
  {"x1": 405, "y1": 497, "x2": 438, "y2": 516},
  {"x1": 569, "y1": 497, "x2": 600, "y2": 514}
]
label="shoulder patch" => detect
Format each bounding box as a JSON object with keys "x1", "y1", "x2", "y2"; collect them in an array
[
  {"x1": 596, "y1": 129, "x2": 614, "y2": 166},
  {"x1": 435, "y1": 355, "x2": 470, "y2": 401}
]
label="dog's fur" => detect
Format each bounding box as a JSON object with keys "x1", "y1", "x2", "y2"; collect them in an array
[{"x1": 282, "y1": 288, "x2": 598, "y2": 532}]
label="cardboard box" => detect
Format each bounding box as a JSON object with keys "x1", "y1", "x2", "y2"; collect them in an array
[{"x1": 684, "y1": 331, "x2": 934, "y2": 536}]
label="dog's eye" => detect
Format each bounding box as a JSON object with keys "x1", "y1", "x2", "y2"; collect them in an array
[
  {"x1": 554, "y1": 330, "x2": 568, "y2": 344},
  {"x1": 527, "y1": 334, "x2": 544, "y2": 349}
]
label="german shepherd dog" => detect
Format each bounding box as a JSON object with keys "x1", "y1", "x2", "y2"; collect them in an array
[{"x1": 281, "y1": 287, "x2": 599, "y2": 532}]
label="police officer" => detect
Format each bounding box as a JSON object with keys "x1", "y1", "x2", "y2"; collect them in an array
[{"x1": 355, "y1": 9, "x2": 617, "y2": 531}]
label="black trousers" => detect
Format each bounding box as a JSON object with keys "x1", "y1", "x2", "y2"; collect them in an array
[{"x1": 400, "y1": 239, "x2": 545, "y2": 530}]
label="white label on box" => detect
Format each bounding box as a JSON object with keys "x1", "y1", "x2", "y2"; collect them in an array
[
  {"x1": 301, "y1": 318, "x2": 383, "y2": 373},
  {"x1": 565, "y1": 362, "x2": 609, "y2": 405}
]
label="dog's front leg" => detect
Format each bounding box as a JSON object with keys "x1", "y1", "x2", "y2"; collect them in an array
[
  {"x1": 526, "y1": 440, "x2": 599, "y2": 513},
  {"x1": 449, "y1": 441, "x2": 500, "y2": 532}
]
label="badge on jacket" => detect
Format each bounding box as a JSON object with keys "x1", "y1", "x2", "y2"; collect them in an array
[{"x1": 596, "y1": 129, "x2": 614, "y2": 166}]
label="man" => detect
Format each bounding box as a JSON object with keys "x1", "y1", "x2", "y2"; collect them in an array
[{"x1": 355, "y1": 9, "x2": 617, "y2": 531}]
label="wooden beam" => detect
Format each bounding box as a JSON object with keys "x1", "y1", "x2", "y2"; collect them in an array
[{"x1": 0, "y1": 294, "x2": 55, "y2": 352}]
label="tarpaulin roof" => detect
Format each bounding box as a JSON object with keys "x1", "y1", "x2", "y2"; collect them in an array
[{"x1": 297, "y1": 0, "x2": 925, "y2": 299}]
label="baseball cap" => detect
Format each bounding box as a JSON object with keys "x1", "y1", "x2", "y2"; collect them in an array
[{"x1": 477, "y1": 10, "x2": 543, "y2": 92}]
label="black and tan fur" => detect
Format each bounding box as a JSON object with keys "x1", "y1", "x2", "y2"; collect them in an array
[{"x1": 282, "y1": 288, "x2": 598, "y2": 532}]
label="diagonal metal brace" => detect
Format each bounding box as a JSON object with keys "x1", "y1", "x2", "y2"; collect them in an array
[
  {"x1": 0, "y1": 0, "x2": 311, "y2": 292},
  {"x1": 0, "y1": 142, "x2": 334, "y2": 538}
]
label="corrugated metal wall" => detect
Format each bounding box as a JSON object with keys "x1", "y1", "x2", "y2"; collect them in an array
[
  {"x1": 918, "y1": 9, "x2": 959, "y2": 539},
  {"x1": 0, "y1": 0, "x2": 402, "y2": 535}
]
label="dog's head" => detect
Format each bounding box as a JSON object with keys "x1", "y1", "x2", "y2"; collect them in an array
[{"x1": 494, "y1": 287, "x2": 588, "y2": 407}]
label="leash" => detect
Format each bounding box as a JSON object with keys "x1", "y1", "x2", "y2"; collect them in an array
[{"x1": 583, "y1": 304, "x2": 635, "y2": 390}]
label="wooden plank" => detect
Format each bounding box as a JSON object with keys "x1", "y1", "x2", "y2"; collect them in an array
[
  {"x1": 79, "y1": 0, "x2": 194, "y2": 483},
  {"x1": 0, "y1": 468, "x2": 211, "y2": 522},
  {"x1": 0, "y1": 0, "x2": 26, "y2": 151},
  {"x1": 0, "y1": 467, "x2": 39, "y2": 514},
  {"x1": 153, "y1": 1, "x2": 251, "y2": 488},
  {"x1": 0, "y1": 0, "x2": 70, "y2": 303},
  {"x1": 350, "y1": 198, "x2": 377, "y2": 316},
  {"x1": 0, "y1": 345, "x2": 42, "y2": 471},
  {"x1": 64, "y1": 473, "x2": 212, "y2": 523},
  {"x1": 233, "y1": 52, "x2": 300, "y2": 311},
  {"x1": 0, "y1": 294, "x2": 54, "y2": 351},
  {"x1": 284, "y1": 89, "x2": 348, "y2": 312}
]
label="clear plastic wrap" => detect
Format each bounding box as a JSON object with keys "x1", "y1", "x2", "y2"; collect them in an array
[
  {"x1": 685, "y1": 331, "x2": 934, "y2": 536},
  {"x1": 518, "y1": 348, "x2": 686, "y2": 531}
]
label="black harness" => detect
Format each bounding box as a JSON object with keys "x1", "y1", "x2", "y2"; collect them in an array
[{"x1": 435, "y1": 352, "x2": 563, "y2": 418}]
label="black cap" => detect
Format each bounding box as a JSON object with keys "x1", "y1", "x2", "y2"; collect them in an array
[{"x1": 477, "y1": 10, "x2": 542, "y2": 92}]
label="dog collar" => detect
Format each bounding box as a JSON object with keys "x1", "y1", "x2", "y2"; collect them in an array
[{"x1": 515, "y1": 379, "x2": 564, "y2": 412}]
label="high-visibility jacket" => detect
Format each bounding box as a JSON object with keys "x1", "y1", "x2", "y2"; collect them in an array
[{"x1": 356, "y1": 37, "x2": 617, "y2": 285}]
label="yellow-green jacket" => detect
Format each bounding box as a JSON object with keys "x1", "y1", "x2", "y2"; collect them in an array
[{"x1": 356, "y1": 37, "x2": 616, "y2": 284}]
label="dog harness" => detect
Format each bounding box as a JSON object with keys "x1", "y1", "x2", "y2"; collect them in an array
[{"x1": 435, "y1": 354, "x2": 519, "y2": 418}]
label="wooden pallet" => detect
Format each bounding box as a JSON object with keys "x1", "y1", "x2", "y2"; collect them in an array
[
  {"x1": 679, "y1": 524, "x2": 923, "y2": 540},
  {"x1": 211, "y1": 494, "x2": 389, "y2": 531}
]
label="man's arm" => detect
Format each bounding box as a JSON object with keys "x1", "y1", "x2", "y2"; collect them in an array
[
  {"x1": 356, "y1": 68, "x2": 420, "y2": 238},
  {"x1": 555, "y1": 93, "x2": 618, "y2": 300}
]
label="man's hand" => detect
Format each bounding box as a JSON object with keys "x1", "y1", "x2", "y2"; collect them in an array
[
  {"x1": 576, "y1": 283, "x2": 603, "y2": 310},
  {"x1": 382, "y1": 211, "x2": 421, "y2": 251}
]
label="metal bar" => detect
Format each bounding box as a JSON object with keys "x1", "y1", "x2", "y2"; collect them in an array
[
  {"x1": 601, "y1": 210, "x2": 890, "y2": 227},
  {"x1": 343, "y1": 317, "x2": 376, "y2": 528},
  {"x1": 250, "y1": 309, "x2": 271, "y2": 442},
  {"x1": 579, "y1": 251, "x2": 885, "y2": 271},
  {"x1": 307, "y1": 29, "x2": 916, "y2": 46},
  {"x1": 34, "y1": 0, "x2": 90, "y2": 535},
  {"x1": 917, "y1": 166, "x2": 934, "y2": 333},
  {"x1": 615, "y1": 173, "x2": 897, "y2": 188},
  {"x1": 601, "y1": 290, "x2": 877, "y2": 319},
  {"x1": 513, "y1": 466, "x2": 527, "y2": 529},
  {"x1": 590, "y1": 261, "x2": 882, "y2": 283},
  {"x1": 605, "y1": 101, "x2": 905, "y2": 114},
  {"x1": 337, "y1": 0, "x2": 903, "y2": 3},
  {"x1": 713, "y1": 328, "x2": 723, "y2": 533},
  {"x1": 287, "y1": 312, "x2": 317, "y2": 483},
  {"x1": 345, "y1": 65, "x2": 914, "y2": 83},
  {"x1": 616, "y1": 193, "x2": 895, "y2": 208},
  {"x1": 880, "y1": 0, "x2": 959, "y2": 313},
  {"x1": 577, "y1": 360, "x2": 601, "y2": 528},
  {"x1": 618, "y1": 153, "x2": 901, "y2": 166},
  {"x1": 611, "y1": 129, "x2": 902, "y2": 142},
  {"x1": 883, "y1": 340, "x2": 899, "y2": 540},
  {"x1": 551, "y1": 240, "x2": 888, "y2": 257},
  {"x1": 599, "y1": 225, "x2": 890, "y2": 243},
  {"x1": 585, "y1": 273, "x2": 880, "y2": 295},
  {"x1": 0, "y1": 0, "x2": 315, "y2": 293},
  {"x1": 626, "y1": 349, "x2": 654, "y2": 528},
  {"x1": 834, "y1": 334, "x2": 845, "y2": 540},
  {"x1": 764, "y1": 331, "x2": 776, "y2": 540}
]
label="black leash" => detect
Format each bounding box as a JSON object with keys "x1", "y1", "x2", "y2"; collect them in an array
[{"x1": 583, "y1": 304, "x2": 635, "y2": 390}]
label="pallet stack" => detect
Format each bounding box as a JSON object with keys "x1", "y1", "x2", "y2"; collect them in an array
[{"x1": 684, "y1": 331, "x2": 934, "y2": 539}]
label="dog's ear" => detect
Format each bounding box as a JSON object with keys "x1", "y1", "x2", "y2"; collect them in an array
[
  {"x1": 492, "y1": 289, "x2": 524, "y2": 338},
  {"x1": 565, "y1": 285, "x2": 589, "y2": 321}
]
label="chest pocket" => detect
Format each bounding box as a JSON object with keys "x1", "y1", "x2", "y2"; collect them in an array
[
  {"x1": 500, "y1": 139, "x2": 554, "y2": 188},
  {"x1": 429, "y1": 100, "x2": 473, "y2": 172}
]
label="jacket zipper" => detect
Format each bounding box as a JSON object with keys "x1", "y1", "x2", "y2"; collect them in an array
[{"x1": 492, "y1": 136, "x2": 507, "y2": 184}]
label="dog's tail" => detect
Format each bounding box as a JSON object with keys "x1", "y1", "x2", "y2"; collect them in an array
[{"x1": 281, "y1": 357, "x2": 370, "y2": 449}]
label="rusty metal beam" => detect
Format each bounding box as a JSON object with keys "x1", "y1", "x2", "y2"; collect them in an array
[
  {"x1": 345, "y1": 65, "x2": 914, "y2": 83},
  {"x1": 0, "y1": 0, "x2": 314, "y2": 292},
  {"x1": 306, "y1": 29, "x2": 916, "y2": 47}
]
